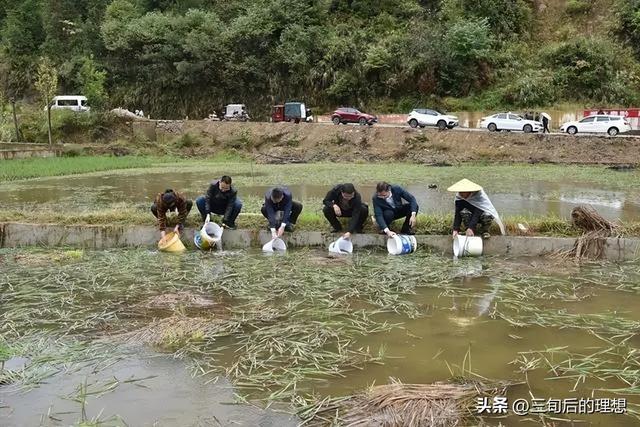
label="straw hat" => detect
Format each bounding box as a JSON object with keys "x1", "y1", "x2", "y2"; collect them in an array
[{"x1": 447, "y1": 179, "x2": 483, "y2": 192}]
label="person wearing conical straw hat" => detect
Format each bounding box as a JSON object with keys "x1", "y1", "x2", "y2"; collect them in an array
[{"x1": 447, "y1": 179, "x2": 505, "y2": 239}]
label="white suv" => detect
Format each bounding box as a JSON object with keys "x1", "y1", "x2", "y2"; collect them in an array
[
  {"x1": 407, "y1": 109, "x2": 458, "y2": 130},
  {"x1": 560, "y1": 115, "x2": 631, "y2": 136}
]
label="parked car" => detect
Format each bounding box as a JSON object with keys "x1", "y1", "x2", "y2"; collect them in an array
[
  {"x1": 223, "y1": 104, "x2": 249, "y2": 121},
  {"x1": 47, "y1": 95, "x2": 90, "y2": 112},
  {"x1": 407, "y1": 109, "x2": 458, "y2": 130},
  {"x1": 271, "y1": 102, "x2": 312, "y2": 123},
  {"x1": 480, "y1": 112, "x2": 542, "y2": 133},
  {"x1": 331, "y1": 107, "x2": 377, "y2": 125},
  {"x1": 560, "y1": 115, "x2": 631, "y2": 136}
]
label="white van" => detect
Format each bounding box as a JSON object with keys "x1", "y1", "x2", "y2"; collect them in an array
[{"x1": 47, "y1": 96, "x2": 90, "y2": 112}]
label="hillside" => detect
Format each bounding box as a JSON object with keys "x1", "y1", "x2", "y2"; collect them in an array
[{"x1": 1, "y1": 0, "x2": 639, "y2": 119}]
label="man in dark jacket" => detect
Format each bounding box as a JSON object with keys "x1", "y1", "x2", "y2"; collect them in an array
[
  {"x1": 261, "y1": 187, "x2": 303, "y2": 238},
  {"x1": 322, "y1": 183, "x2": 369, "y2": 239},
  {"x1": 372, "y1": 182, "x2": 418, "y2": 237},
  {"x1": 151, "y1": 189, "x2": 193, "y2": 238},
  {"x1": 195, "y1": 175, "x2": 242, "y2": 229}
]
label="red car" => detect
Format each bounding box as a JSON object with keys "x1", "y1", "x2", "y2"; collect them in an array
[{"x1": 331, "y1": 107, "x2": 377, "y2": 126}]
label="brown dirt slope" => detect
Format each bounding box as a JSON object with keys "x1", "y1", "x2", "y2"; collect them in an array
[{"x1": 131, "y1": 121, "x2": 640, "y2": 165}]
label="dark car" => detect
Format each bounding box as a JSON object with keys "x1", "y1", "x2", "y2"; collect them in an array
[{"x1": 331, "y1": 107, "x2": 377, "y2": 126}]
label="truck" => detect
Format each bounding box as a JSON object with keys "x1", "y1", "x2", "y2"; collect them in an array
[
  {"x1": 271, "y1": 102, "x2": 313, "y2": 123},
  {"x1": 222, "y1": 104, "x2": 250, "y2": 121}
]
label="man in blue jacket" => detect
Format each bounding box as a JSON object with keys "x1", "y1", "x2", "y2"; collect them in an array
[
  {"x1": 261, "y1": 187, "x2": 303, "y2": 238},
  {"x1": 372, "y1": 182, "x2": 418, "y2": 237}
]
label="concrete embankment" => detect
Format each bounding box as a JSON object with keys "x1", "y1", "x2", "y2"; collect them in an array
[
  {"x1": 1, "y1": 222, "x2": 639, "y2": 260},
  {"x1": 0, "y1": 143, "x2": 62, "y2": 159}
]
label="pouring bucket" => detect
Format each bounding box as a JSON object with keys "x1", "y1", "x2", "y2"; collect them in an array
[
  {"x1": 386, "y1": 235, "x2": 417, "y2": 255},
  {"x1": 262, "y1": 238, "x2": 287, "y2": 252},
  {"x1": 453, "y1": 235, "x2": 483, "y2": 257},
  {"x1": 328, "y1": 237, "x2": 353, "y2": 254},
  {"x1": 195, "y1": 218, "x2": 223, "y2": 251},
  {"x1": 158, "y1": 231, "x2": 186, "y2": 253}
]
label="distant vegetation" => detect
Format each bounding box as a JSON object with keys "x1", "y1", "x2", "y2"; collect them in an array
[{"x1": 1, "y1": 0, "x2": 640, "y2": 118}]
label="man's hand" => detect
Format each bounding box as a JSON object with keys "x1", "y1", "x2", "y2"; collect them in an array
[
  {"x1": 465, "y1": 228, "x2": 475, "y2": 237},
  {"x1": 452, "y1": 230, "x2": 458, "y2": 240},
  {"x1": 409, "y1": 213, "x2": 417, "y2": 228},
  {"x1": 173, "y1": 225, "x2": 180, "y2": 234},
  {"x1": 161, "y1": 230, "x2": 166, "y2": 239},
  {"x1": 386, "y1": 230, "x2": 397, "y2": 238},
  {"x1": 343, "y1": 232, "x2": 352, "y2": 240},
  {"x1": 333, "y1": 204, "x2": 342, "y2": 217},
  {"x1": 271, "y1": 228, "x2": 278, "y2": 239},
  {"x1": 277, "y1": 225, "x2": 285, "y2": 237}
]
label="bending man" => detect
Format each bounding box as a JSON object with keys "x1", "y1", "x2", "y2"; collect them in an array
[
  {"x1": 195, "y1": 175, "x2": 242, "y2": 229},
  {"x1": 372, "y1": 182, "x2": 418, "y2": 237},
  {"x1": 261, "y1": 187, "x2": 303, "y2": 238},
  {"x1": 151, "y1": 189, "x2": 193, "y2": 238},
  {"x1": 322, "y1": 183, "x2": 369, "y2": 239},
  {"x1": 447, "y1": 178, "x2": 505, "y2": 239}
]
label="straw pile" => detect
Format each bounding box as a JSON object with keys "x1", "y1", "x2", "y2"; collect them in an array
[
  {"x1": 556, "y1": 205, "x2": 619, "y2": 260},
  {"x1": 301, "y1": 379, "x2": 509, "y2": 426},
  {"x1": 120, "y1": 315, "x2": 235, "y2": 348},
  {"x1": 136, "y1": 292, "x2": 217, "y2": 310}
]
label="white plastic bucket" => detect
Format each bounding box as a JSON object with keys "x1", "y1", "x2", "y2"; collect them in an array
[
  {"x1": 262, "y1": 238, "x2": 287, "y2": 252},
  {"x1": 195, "y1": 218, "x2": 223, "y2": 251},
  {"x1": 387, "y1": 235, "x2": 417, "y2": 255},
  {"x1": 328, "y1": 237, "x2": 353, "y2": 254},
  {"x1": 453, "y1": 235, "x2": 483, "y2": 257}
]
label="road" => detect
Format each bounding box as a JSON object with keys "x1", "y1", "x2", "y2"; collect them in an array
[{"x1": 315, "y1": 121, "x2": 640, "y2": 138}]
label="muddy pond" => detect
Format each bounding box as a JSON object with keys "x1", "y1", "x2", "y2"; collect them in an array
[
  {"x1": 1, "y1": 248, "x2": 639, "y2": 426},
  {"x1": 1, "y1": 168, "x2": 639, "y2": 221}
]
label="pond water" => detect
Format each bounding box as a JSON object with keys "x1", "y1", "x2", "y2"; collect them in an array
[
  {"x1": 1, "y1": 248, "x2": 638, "y2": 425},
  {"x1": 1, "y1": 169, "x2": 638, "y2": 221}
]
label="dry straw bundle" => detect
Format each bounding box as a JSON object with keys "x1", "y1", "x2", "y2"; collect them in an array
[
  {"x1": 301, "y1": 379, "x2": 509, "y2": 426},
  {"x1": 556, "y1": 205, "x2": 619, "y2": 260}
]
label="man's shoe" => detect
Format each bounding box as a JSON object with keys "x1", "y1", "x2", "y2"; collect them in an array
[
  {"x1": 284, "y1": 224, "x2": 295, "y2": 232},
  {"x1": 401, "y1": 229, "x2": 416, "y2": 235},
  {"x1": 330, "y1": 228, "x2": 342, "y2": 233},
  {"x1": 482, "y1": 232, "x2": 491, "y2": 239},
  {"x1": 223, "y1": 223, "x2": 237, "y2": 230}
]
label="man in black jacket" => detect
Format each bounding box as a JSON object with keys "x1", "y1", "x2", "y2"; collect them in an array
[
  {"x1": 322, "y1": 183, "x2": 369, "y2": 239},
  {"x1": 195, "y1": 175, "x2": 242, "y2": 229}
]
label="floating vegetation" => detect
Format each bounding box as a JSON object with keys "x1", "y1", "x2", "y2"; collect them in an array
[
  {"x1": 121, "y1": 314, "x2": 239, "y2": 351},
  {"x1": 1, "y1": 248, "x2": 639, "y2": 423},
  {"x1": 136, "y1": 291, "x2": 218, "y2": 310}
]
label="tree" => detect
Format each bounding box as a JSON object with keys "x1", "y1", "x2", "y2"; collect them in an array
[
  {"x1": 78, "y1": 56, "x2": 107, "y2": 109},
  {"x1": 34, "y1": 57, "x2": 58, "y2": 145}
]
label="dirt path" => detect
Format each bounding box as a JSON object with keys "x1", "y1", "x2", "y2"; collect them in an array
[{"x1": 128, "y1": 121, "x2": 640, "y2": 165}]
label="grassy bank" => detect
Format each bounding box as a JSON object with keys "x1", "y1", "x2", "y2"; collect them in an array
[
  {"x1": 0, "y1": 156, "x2": 175, "y2": 181},
  {"x1": 2, "y1": 206, "x2": 639, "y2": 237}
]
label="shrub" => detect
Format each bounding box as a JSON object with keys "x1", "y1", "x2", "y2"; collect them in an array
[{"x1": 566, "y1": 0, "x2": 592, "y2": 15}]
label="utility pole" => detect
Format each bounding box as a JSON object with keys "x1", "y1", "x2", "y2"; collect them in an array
[{"x1": 10, "y1": 97, "x2": 20, "y2": 142}]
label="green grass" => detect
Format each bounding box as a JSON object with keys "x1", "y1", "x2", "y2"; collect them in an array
[
  {"x1": 3, "y1": 205, "x2": 637, "y2": 236},
  {"x1": 0, "y1": 156, "x2": 174, "y2": 181}
]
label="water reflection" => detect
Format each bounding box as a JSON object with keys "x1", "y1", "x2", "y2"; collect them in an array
[{"x1": 0, "y1": 172, "x2": 638, "y2": 221}]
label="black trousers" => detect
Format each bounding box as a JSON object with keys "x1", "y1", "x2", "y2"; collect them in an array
[
  {"x1": 151, "y1": 200, "x2": 193, "y2": 225},
  {"x1": 261, "y1": 201, "x2": 303, "y2": 225},
  {"x1": 323, "y1": 204, "x2": 369, "y2": 232},
  {"x1": 380, "y1": 204, "x2": 414, "y2": 233}
]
